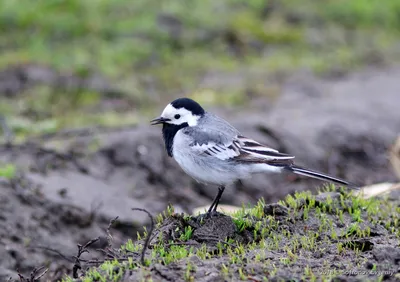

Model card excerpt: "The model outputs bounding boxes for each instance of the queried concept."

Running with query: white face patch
[161,103,200,126]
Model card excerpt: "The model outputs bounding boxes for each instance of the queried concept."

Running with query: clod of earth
[59,189,400,282]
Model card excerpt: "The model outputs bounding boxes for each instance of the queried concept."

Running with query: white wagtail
[151,98,356,214]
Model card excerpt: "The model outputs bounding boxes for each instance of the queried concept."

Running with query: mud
[1,67,400,281]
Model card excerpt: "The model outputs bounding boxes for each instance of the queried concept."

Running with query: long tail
[285,165,359,189]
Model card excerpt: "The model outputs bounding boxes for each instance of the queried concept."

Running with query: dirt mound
[61,190,400,281]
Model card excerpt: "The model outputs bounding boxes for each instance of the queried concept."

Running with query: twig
[72,237,100,278]
[30,266,48,281]
[18,266,48,282]
[132,208,155,266]
[106,216,119,248]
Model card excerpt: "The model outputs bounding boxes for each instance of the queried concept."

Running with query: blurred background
[0,0,400,280]
[1,0,400,135]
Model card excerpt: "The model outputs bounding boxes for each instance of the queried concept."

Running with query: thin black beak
[150,117,170,125]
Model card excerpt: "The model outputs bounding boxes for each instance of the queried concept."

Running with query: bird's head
[151,98,205,127]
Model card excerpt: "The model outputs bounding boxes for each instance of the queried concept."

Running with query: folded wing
[183,127,294,164]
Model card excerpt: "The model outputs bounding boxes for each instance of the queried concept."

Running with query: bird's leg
[212,186,225,212]
[207,186,225,214]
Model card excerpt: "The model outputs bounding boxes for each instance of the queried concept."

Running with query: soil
[1,66,400,281]
[119,192,400,282]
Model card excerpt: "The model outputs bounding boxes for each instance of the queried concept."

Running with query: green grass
[1,0,400,139]
[60,188,400,281]
[0,163,16,179]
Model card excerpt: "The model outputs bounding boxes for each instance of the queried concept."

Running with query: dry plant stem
[18,266,48,282]
[132,208,155,266]
[72,237,100,278]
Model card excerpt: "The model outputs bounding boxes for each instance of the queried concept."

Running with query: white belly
[173,149,237,185]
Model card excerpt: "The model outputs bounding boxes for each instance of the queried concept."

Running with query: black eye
[174,114,181,119]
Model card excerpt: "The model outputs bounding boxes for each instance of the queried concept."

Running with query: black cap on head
[171,98,205,116]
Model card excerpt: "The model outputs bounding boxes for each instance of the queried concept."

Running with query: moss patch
[61,188,400,281]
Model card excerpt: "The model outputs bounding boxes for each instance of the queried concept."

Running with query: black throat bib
[162,122,188,157]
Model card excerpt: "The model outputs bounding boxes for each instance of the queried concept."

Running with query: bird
[151,98,356,214]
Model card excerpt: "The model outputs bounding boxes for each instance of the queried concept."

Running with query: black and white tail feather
[238,136,358,188]
[285,166,356,187]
